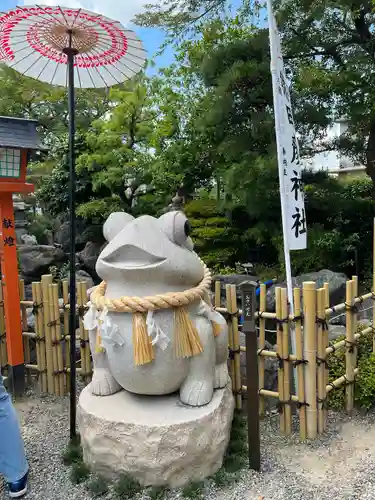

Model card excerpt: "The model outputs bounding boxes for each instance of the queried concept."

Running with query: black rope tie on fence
[34,336,45,343]
[257,348,266,357]
[296,401,309,410]
[276,317,289,330]
[316,317,329,330]
[345,339,358,353]
[293,358,308,367]
[345,302,359,313]
[32,302,42,316]
[276,353,290,369]
[62,302,68,311]
[293,314,304,324]
[47,319,60,328]
[316,356,329,368]
[80,339,90,349]
[53,369,66,376]
[228,347,241,360]
[317,397,329,409]
[327,381,336,392]
[52,338,63,346]
[0,332,6,344]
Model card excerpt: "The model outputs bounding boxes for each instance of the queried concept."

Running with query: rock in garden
[266,269,348,312]
[18,245,65,282]
[21,234,38,245]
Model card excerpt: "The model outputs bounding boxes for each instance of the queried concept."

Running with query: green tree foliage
[276,0,375,198]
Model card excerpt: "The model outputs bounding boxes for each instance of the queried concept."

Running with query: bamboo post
[78,282,91,382]
[42,275,54,394]
[53,284,65,396]
[258,284,266,416]
[345,279,355,414]
[276,287,285,433]
[281,287,292,435]
[323,282,329,428]
[62,280,70,375]
[293,287,306,441]
[81,282,91,380]
[352,276,358,373]
[225,284,236,398]
[33,282,47,393]
[48,283,59,395]
[323,283,330,309]
[214,281,221,308]
[77,282,86,379]
[303,281,317,440]
[0,282,7,370]
[230,284,242,410]
[19,279,31,385]
[317,288,327,434]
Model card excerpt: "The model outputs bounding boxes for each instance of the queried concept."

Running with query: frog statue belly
[84,211,229,407]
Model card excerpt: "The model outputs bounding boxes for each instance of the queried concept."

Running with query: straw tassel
[212,320,223,337]
[95,325,105,353]
[132,312,154,366]
[174,307,203,358]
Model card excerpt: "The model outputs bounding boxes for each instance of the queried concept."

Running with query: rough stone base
[77,384,234,488]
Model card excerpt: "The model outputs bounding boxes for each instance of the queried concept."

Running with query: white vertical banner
[268,1,307,251]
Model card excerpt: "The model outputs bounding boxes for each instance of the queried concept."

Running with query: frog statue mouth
[101,244,167,270]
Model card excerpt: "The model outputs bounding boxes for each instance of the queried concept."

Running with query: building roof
[0,116,47,151]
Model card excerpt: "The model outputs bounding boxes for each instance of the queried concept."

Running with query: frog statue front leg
[180,308,229,406]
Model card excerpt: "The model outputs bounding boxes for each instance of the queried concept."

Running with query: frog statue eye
[158,211,192,246]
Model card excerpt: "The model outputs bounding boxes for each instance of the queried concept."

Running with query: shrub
[113,473,142,499]
[70,462,90,484]
[328,326,375,410]
[86,476,110,497]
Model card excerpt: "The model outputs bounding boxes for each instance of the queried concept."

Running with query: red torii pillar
[0,149,34,395]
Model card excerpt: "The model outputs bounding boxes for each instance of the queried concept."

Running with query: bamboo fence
[215,275,375,441]
[0,275,92,395]
[0,266,374,441]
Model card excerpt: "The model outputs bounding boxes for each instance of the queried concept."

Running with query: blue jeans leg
[0,375,28,483]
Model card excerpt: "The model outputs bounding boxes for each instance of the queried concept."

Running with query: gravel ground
[2,391,375,499]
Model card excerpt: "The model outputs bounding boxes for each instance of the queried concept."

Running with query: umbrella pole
[64,39,79,441]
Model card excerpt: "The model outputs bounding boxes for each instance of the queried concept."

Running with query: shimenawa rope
[89,259,223,366]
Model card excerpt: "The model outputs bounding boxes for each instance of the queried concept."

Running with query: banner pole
[267,0,297,387]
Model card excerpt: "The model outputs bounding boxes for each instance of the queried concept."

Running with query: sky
[1,0,174,71]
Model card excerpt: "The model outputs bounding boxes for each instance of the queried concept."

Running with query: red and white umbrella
[0,4,147,440]
[0,4,146,87]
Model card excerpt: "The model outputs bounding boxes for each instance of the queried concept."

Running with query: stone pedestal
[78,384,234,488]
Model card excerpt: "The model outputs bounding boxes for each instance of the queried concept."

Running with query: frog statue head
[96,211,205,294]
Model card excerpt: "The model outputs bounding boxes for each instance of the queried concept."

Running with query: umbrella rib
[85,67,97,89]
[75,60,83,89]
[16,4,65,28]
[91,62,110,87]
[98,62,121,85]
[35,4,66,27]
[49,59,60,85]
[57,6,71,28]
[88,40,145,78]
[82,42,129,84]
[36,55,53,80]
[93,39,147,63]
[70,8,82,29]
[15,52,45,76]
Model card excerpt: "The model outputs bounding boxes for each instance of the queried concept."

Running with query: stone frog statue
[84,211,229,407]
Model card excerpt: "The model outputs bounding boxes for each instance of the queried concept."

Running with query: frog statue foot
[84,210,230,408]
